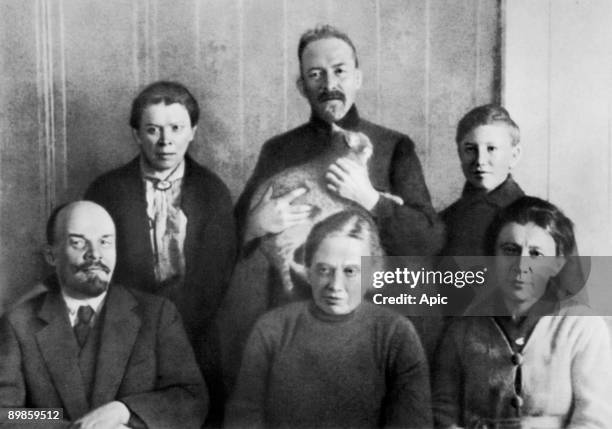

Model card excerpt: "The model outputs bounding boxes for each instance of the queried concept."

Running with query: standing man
[0,201,206,428]
[85,81,236,425]
[222,25,444,390]
[236,25,443,260]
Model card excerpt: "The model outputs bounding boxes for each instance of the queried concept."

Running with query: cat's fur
[249,124,373,301]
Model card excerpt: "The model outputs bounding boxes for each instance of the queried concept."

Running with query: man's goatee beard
[79,275,110,297]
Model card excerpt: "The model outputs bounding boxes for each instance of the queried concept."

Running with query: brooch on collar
[154,180,173,191]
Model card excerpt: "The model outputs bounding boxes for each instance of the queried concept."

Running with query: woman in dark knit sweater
[225,209,432,428]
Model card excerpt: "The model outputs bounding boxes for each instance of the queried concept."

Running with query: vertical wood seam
[546,0,552,199]
[144,0,152,83]
[58,0,68,197]
[375,0,381,124]
[36,0,57,216]
[238,0,245,174]
[144,0,149,82]
[495,0,502,104]
[608,5,612,249]
[35,0,44,217]
[151,0,159,80]
[283,0,288,130]
[424,0,431,171]
[499,0,506,104]
[132,1,139,87]
[44,0,54,212]
[475,0,481,104]
[609,75,612,249]
[194,0,200,69]
[46,0,55,209]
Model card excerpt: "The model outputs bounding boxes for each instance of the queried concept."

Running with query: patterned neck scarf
[140,157,187,294]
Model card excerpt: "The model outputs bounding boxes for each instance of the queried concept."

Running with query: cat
[249,123,374,302]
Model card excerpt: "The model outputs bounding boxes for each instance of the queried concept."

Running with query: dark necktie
[74,305,94,348]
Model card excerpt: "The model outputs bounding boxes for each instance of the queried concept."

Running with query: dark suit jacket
[84,156,237,341]
[0,282,207,429]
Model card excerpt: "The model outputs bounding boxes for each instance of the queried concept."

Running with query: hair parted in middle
[129,80,200,130]
[304,208,383,267]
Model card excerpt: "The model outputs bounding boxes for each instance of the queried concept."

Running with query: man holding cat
[220,24,444,394]
[236,24,443,258]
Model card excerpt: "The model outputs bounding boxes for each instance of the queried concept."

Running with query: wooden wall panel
[379,0,427,152]
[193,0,243,195]
[242,0,286,185]
[62,0,138,199]
[0,0,46,311]
[0,0,501,311]
[156,0,200,85]
[428,0,500,209]
[474,0,500,104]
[505,0,612,256]
[548,0,612,256]
[503,0,550,199]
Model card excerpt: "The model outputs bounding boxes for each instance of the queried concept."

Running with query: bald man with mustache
[0,201,206,428]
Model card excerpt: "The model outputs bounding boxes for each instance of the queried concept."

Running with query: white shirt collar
[61,290,107,327]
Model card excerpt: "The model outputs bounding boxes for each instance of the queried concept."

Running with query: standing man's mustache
[78,261,111,274]
[318,90,346,103]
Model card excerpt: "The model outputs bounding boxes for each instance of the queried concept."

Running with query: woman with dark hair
[433,196,612,428]
[225,209,432,428]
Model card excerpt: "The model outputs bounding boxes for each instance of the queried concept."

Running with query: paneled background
[504,0,612,258]
[1,0,611,317]
[503,0,612,335]
[0,0,501,311]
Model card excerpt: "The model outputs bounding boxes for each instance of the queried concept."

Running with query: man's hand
[244,185,312,242]
[71,401,130,429]
[326,157,380,210]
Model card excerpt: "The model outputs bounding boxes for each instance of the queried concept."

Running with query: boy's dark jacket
[440,175,524,256]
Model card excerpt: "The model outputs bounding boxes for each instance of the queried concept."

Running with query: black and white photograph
[1,0,611,428]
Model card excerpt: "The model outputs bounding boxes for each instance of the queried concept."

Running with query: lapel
[181,156,201,222]
[121,158,152,251]
[119,158,157,285]
[181,156,206,262]
[35,290,90,420]
[90,284,141,407]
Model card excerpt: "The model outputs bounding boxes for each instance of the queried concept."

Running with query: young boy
[434,104,587,330]
[85,81,236,424]
[440,104,524,256]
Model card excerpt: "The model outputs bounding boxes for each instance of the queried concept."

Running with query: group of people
[0,24,610,429]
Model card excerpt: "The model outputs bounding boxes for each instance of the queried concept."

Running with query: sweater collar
[461,175,523,207]
[308,104,361,132]
[307,300,360,323]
